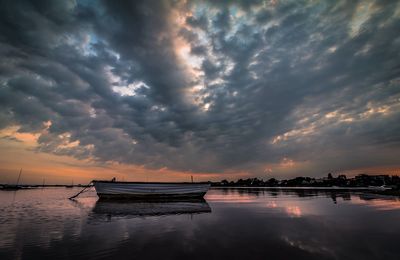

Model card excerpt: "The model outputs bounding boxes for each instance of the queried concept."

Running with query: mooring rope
[68,181,93,200]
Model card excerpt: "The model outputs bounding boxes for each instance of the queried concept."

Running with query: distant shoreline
[1,184,399,196]
[0,185,391,190]
[211,186,400,196]
[0,184,91,189]
[212,186,387,190]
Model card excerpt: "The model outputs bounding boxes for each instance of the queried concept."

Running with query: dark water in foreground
[1,188,400,259]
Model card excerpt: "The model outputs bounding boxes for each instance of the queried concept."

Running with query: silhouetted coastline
[0,184,91,190]
[2,173,400,196]
[211,173,400,196]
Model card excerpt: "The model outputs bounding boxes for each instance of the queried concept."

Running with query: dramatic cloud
[0,0,399,178]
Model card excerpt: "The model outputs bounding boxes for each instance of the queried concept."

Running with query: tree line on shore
[212,173,400,188]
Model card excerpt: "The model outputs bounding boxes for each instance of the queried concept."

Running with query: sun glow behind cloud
[0,125,251,184]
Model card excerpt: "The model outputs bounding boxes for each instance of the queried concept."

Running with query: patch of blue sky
[81,33,99,56]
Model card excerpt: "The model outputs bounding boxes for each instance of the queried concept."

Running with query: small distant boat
[92,180,210,199]
[0,184,23,190]
[65,180,74,188]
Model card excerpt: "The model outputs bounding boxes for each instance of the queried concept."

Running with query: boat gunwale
[92,180,211,185]
[96,192,208,199]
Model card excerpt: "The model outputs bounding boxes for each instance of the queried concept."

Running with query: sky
[0,0,400,184]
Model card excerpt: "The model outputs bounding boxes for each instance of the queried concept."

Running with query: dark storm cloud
[0,0,399,176]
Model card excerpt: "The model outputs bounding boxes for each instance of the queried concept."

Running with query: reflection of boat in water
[92,180,210,199]
[90,199,211,219]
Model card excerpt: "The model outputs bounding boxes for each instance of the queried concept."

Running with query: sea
[1,187,400,259]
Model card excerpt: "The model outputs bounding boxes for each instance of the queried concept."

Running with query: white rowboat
[92,180,210,199]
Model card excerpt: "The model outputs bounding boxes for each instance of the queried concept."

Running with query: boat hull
[93,181,210,200]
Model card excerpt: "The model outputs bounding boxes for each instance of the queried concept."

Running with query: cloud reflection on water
[1,188,400,259]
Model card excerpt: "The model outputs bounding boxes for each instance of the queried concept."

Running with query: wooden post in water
[191,175,193,183]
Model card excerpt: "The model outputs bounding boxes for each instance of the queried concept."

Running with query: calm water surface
[1,188,400,259]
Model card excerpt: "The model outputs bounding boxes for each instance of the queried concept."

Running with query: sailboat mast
[16,168,22,186]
